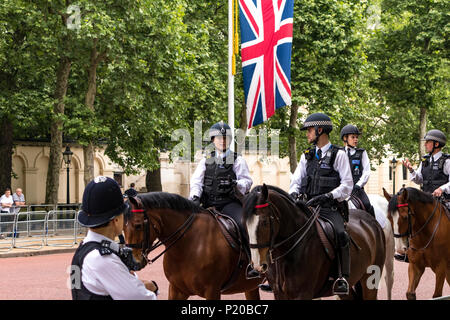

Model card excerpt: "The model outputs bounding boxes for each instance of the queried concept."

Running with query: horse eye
[135,224,143,230]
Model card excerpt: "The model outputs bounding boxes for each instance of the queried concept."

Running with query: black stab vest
[299,145,342,198]
[202,151,238,207]
[70,242,114,300]
[421,153,450,199]
[347,148,364,185]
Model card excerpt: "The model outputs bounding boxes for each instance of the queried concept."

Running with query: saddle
[206,207,249,292]
[349,194,366,211]
[207,207,243,252]
[315,217,336,260]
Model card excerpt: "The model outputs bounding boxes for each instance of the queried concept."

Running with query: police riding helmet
[78,176,128,228]
[301,113,333,144]
[340,124,361,141]
[423,129,446,148]
[209,121,232,141]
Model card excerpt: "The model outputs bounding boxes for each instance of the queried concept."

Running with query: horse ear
[400,187,408,200]
[262,183,269,201]
[382,188,392,201]
[128,196,138,207]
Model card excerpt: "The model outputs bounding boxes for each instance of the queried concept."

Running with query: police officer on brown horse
[403,129,450,205]
[340,124,376,218]
[189,121,255,274]
[289,112,353,295]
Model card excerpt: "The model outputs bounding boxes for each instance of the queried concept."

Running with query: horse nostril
[261,263,268,273]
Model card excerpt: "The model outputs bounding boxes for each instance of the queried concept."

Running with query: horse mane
[138,192,201,215]
[387,187,434,215]
[243,185,311,221]
[404,187,434,204]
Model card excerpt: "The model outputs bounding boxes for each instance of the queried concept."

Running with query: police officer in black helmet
[340,124,376,218]
[70,176,158,300]
[189,121,255,276]
[289,113,353,295]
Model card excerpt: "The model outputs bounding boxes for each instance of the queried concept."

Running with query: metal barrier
[46,210,78,247]
[0,213,16,252]
[13,211,47,250]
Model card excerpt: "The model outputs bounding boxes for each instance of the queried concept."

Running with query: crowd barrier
[0,208,86,252]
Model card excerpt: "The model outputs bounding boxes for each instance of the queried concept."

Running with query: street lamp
[391,156,398,195]
[63,146,73,204]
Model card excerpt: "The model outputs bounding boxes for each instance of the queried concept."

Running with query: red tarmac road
[0,247,448,300]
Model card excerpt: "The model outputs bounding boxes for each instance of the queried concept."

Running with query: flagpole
[228,0,235,150]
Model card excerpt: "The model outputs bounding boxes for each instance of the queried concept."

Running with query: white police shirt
[189,150,253,199]
[81,230,157,300]
[345,146,371,188]
[409,151,450,193]
[289,142,353,201]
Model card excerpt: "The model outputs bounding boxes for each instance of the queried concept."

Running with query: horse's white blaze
[246,216,261,268]
[392,210,408,251]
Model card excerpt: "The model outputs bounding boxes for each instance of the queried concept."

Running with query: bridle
[393,199,442,251]
[249,197,320,264]
[125,198,197,265]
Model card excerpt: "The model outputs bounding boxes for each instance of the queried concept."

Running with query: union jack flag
[239,0,294,129]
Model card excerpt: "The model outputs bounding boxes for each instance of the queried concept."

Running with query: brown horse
[122,192,264,300]
[243,184,386,300]
[384,187,450,300]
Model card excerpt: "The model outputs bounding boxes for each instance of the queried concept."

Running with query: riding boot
[333,242,350,295]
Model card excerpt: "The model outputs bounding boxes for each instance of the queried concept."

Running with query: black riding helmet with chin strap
[423,129,446,154]
[340,124,361,148]
[301,113,333,145]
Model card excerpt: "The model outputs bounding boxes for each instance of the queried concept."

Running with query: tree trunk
[288,104,299,173]
[83,39,106,186]
[419,107,427,157]
[0,116,13,192]
[45,56,71,204]
[146,166,162,192]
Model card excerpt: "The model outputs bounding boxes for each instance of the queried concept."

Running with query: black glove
[290,192,299,202]
[352,185,362,194]
[306,193,333,207]
[191,196,201,206]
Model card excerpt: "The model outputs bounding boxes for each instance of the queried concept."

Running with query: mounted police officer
[189,121,254,274]
[70,176,158,300]
[340,124,375,218]
[289,112,353,295]
[403,129,450,202]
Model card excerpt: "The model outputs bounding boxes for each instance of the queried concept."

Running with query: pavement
[0,235,80,258]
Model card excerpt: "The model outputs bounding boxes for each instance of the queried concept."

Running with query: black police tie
[317,148,322,160]
[347,148,351,157]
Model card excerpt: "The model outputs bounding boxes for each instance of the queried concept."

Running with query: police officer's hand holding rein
[70,176,158,300]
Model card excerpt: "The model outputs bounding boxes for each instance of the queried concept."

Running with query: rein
[126,204,197,265]
[394,200,442,251]
[250,200,320,263]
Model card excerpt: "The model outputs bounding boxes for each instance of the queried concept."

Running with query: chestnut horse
[384,187,450,300]
[243,184,386,300]
[123,192,263,300]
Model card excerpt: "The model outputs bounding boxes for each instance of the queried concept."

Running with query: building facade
[10,141,416,205]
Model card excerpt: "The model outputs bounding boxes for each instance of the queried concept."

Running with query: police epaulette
[99,240,113,256]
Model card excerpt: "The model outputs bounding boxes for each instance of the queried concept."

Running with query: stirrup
[245,264,262,279]
[332,277,349,295]
[258,284,273,293]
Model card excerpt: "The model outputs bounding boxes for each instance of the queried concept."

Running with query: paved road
[0,247,448,300]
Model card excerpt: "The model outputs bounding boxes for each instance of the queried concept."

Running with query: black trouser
[319,206,350,279]
[353,188,375,217]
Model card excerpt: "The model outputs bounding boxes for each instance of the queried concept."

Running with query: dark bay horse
[384,187,450,300]
[123,192,263,300]
[243,184,386,300]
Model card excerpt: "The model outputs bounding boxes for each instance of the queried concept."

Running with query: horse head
[243,184,278,274]
[123,195,160,269]
[386,187,415,253]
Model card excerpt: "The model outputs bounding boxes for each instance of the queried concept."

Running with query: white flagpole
[228,0,235,150]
